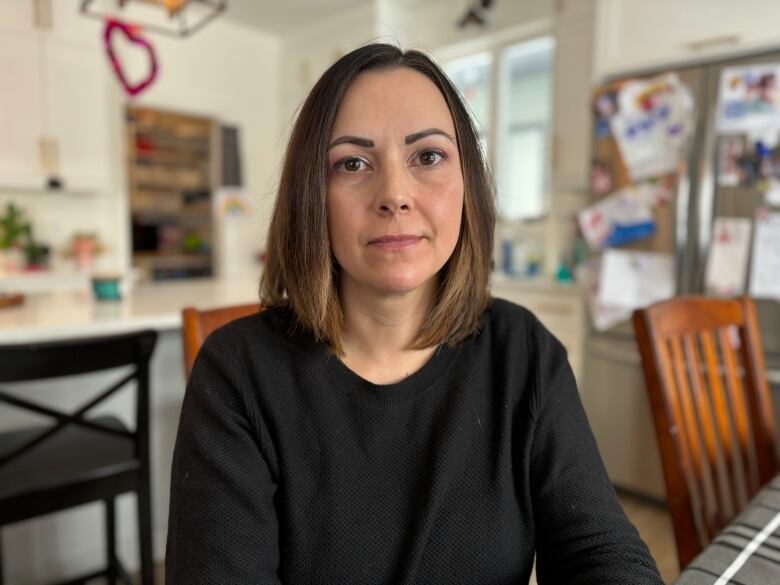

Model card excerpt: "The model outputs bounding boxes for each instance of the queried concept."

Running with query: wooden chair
[181,303,262,380]
[0,330,157,584]
[633,296,779,569]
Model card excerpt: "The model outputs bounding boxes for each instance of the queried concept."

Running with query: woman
[166,44,663,584]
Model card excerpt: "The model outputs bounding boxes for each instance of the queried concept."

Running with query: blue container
[92,277,121,301]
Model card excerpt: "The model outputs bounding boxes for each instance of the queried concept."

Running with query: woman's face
[326,67,464,299]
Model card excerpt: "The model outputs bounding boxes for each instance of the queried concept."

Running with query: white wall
[376,0,553,53]
[278,2,377,139]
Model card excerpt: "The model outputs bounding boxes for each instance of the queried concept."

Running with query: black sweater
[166,299,663,584]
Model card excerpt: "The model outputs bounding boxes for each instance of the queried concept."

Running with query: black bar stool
[0,330,157,584]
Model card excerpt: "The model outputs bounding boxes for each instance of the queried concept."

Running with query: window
[444,37,555,221]
[445,52,492,156]
[499,38,554,220]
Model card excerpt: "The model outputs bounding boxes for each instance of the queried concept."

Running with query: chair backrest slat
[717,326,759,495]
[633,296,778,570]
[684,332,732,532]
[700,329,743,516]
[669,334,720,543]
[739,299,777,485]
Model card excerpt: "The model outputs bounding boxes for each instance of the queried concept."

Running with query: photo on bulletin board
[717,129,780,190]
[717,64,780,133]
[717,134,746,187]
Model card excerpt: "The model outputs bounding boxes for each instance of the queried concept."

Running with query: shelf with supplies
[126,106,216,282]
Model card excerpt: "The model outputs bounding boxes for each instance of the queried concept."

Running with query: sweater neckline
[321,341,461,407]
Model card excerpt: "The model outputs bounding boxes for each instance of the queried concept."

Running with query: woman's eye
[417,150,444,166]
[340,157,365,172]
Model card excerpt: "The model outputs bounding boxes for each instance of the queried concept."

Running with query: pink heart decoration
[103,19,159,97]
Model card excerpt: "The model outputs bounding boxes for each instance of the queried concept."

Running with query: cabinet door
[595,0,780,78]
[42,38,112,192]
[49,0,105,46]
[0,0,37,33]
[0,31,44,189]
[551,0,594,193]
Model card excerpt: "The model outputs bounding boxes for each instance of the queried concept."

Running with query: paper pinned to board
[717,64,780,133]
[766,179,780,207]
[749,211,780,300]
[610,73,694,180]
[577,184,669,250]
[576,258,632,331]
[704,217,752,297]
[599,249,676,310]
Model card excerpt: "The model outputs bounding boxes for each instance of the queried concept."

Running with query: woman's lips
[368,234,423,251]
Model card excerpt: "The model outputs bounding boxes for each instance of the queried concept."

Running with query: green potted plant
[0,203,31,273]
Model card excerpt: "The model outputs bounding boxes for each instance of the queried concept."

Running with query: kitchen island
[0,277,263,344]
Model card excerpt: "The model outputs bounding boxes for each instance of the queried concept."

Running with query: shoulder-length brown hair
[260,43,495,355]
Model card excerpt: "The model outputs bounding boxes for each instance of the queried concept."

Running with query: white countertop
[0,277,262,344]
[490,273,581,297]
[0,273,581,344]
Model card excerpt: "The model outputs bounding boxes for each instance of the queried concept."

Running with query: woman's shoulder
[485,297,546,340]
[203,305,316,360]
[484,296,567,365]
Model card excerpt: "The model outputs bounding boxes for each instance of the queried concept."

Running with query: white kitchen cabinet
[0,0,38,33]
[595,0,780,79]
[551,0,595,193]
[0,6,111,193]
[0,0,100,42]
[49,0,105,46]
[0,31,44,190]
[491,276,585,385]
[41,37,112,192]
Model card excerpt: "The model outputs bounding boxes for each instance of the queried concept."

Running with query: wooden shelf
[127,105,216,282]
[133,253,212,269]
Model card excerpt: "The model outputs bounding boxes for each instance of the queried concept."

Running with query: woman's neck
[338,278,438,384]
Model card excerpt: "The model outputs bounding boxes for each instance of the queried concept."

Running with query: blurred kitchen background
[2,1,780,583]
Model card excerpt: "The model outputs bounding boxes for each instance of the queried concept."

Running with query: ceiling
[221,0,369,35]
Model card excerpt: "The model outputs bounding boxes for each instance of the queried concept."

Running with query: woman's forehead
[331,67,456,138]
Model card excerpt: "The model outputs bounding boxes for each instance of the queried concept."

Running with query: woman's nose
[374,164,412,215]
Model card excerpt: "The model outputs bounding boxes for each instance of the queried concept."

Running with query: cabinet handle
[38,136,49,173]
[33,0,52,30]
[685,34,740,52]
[43,0,52,30]
[50,138,60,174]
[32,0,41,28]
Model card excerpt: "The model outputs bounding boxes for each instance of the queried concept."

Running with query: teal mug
[91,276,122,301]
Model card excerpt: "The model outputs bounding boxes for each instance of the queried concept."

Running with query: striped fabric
[675,476,780,584]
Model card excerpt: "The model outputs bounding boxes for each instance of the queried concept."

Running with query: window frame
[438,31,556,223]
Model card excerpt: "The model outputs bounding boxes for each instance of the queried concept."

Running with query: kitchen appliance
[584,48,780,500]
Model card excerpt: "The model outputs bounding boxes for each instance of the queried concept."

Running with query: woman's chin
[370,273,438,297]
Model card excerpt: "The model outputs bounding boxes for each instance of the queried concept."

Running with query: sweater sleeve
[529,329,663,584]
[165,330,282,585]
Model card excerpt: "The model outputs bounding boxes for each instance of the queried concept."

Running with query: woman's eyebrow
[329,136,374,149]
[329,128,455,150]
[405,128,455,144]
